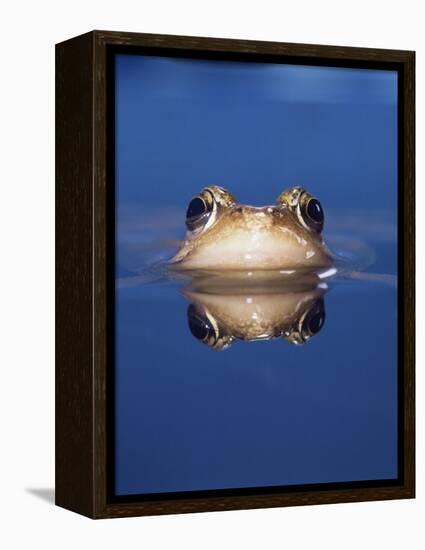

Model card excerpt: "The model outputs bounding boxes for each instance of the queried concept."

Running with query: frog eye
[283,297,325,345]
[187,304,234,350]
[186,196,213,231]
[276,187,324,234]
[185,186,237,233]
[301,298,326,340]
[187,304,216,343]
[299,196,324,233]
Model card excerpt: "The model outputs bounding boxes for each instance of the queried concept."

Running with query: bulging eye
[302,298,325,338]
[184,186,237,234]
[187,304,234,350]
[300,195,324,233]
[186,196,213,231]
[306,198,324,225]
[275,187,324,234]
[187,304,217,346]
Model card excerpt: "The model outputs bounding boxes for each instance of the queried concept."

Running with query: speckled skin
[171,186,333,271]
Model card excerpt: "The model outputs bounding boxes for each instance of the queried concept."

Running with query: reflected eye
[300,196,324,233]
[302,298,326,338]
[283,296,326,346]
[186,304,234,350]
[307,310,325,334]
[186,197,212,231]
[187,304,217,345]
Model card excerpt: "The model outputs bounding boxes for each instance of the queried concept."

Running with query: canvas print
[113,53,398,498]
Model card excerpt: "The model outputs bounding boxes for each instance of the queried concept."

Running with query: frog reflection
[183,281,327,350]
[171,186,333,271]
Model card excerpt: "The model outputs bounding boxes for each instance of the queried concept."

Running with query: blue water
[115,54,398,496]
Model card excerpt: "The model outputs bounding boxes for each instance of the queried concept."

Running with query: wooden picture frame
[56,30,415,519]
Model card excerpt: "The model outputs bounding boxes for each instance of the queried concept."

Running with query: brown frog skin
[170,186,333,271]
[183,280,327,350]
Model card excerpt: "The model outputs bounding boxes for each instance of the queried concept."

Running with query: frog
[170,185,333,271]
[183,278,327,350]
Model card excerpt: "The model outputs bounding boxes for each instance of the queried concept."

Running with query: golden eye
[301,298,326,339]
[302,197,324,229]
[298,194,324,233]
[185,186,238,232]
[187,304,234,350]
[185,196,212,231]
[283,297,326,345]
[187,304,218,346]
[276,187,325,234]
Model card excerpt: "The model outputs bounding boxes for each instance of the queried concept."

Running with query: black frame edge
[55,31,96,518]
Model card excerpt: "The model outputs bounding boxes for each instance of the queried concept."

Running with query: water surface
[114,54,398,496]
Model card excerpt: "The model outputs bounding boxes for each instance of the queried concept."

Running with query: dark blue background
[115,54,398,495]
